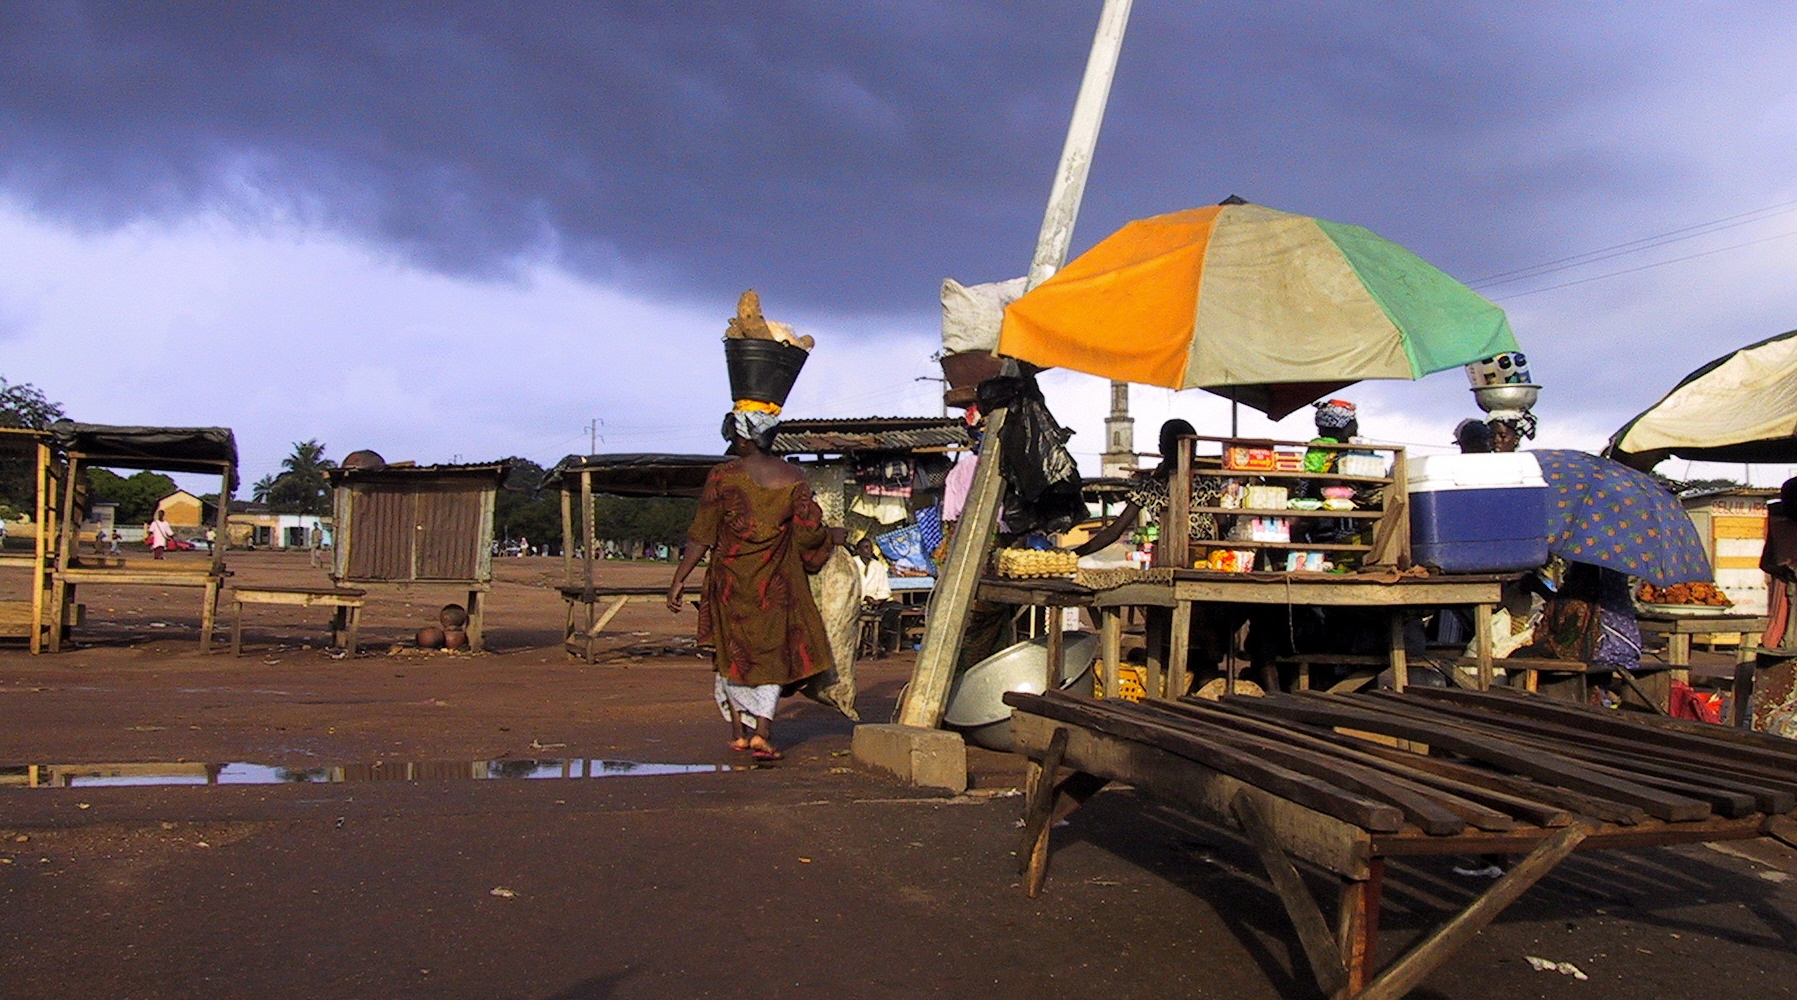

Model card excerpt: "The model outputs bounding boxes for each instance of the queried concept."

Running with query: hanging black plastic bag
[976,374,1086,535]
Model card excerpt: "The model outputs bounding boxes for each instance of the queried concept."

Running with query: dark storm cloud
[0,2,1721,316]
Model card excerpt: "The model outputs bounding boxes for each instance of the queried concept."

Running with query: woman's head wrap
[1314,399,1357,431]
[1488,411,1538,440]
[722,409,780,449]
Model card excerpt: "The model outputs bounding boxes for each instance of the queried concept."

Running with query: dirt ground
[0,551,1793,999]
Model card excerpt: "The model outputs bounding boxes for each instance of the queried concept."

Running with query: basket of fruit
[1637,582,1734,616]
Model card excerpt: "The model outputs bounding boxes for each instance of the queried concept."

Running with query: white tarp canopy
[1606,328,1797,470]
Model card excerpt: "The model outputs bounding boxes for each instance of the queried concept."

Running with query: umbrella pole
[897,0,1134,729]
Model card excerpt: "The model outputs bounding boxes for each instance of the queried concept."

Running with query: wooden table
[560,585,672,663]
[49,568,225,654]
[979,572,1516,701]
[229,586,367,656]
[1636,612,1768,726]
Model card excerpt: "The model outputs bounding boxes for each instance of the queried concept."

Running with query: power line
[1487,228,1797,301]
[1468,197,1797,289]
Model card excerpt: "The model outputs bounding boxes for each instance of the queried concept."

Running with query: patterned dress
[688,461,835,689]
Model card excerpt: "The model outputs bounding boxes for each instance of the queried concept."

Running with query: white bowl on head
[1472,383,1540,413]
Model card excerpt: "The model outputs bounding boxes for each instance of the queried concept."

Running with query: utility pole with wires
[585,418,604,456]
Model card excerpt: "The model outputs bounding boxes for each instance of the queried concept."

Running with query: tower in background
[1100,379,1136,477]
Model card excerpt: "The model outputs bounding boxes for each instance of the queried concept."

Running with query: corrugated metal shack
[327,460,510,651]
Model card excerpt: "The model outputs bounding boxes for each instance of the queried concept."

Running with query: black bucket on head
[724,338,809,406]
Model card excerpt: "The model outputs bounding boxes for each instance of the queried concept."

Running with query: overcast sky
[2,2,1794,489]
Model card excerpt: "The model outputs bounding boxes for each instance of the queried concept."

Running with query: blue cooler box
[1407,453,1549,573]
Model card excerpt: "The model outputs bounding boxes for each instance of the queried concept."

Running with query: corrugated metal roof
[771,416,969,455]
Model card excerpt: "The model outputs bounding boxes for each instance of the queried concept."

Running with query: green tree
[0,377,65,516]
[494,458,563,551]
[0,378,64,430]
[87,468,179,524]
[259,440,334,514]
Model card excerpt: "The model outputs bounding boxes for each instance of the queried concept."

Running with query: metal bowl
[1471,383,1540,413]
[943,632,1100,729]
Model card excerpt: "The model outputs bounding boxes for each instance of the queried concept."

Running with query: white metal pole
[898,0,1134,729]
[1026,0,1134,291]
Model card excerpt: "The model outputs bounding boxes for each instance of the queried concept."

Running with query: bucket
[724,338,810,406]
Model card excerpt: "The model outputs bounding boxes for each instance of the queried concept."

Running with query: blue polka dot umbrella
[1533,450,1711,585]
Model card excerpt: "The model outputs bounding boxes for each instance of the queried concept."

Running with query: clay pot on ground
[416,626,446,649]
[443,629,468,651]
[439,604,469,629]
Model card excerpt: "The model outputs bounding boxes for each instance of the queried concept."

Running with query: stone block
[851,723,968,793]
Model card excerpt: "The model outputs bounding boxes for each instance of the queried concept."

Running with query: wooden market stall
[327,460,509,652]
[0,428,65,653]
[546,453,724,662]
[43,424,235,653]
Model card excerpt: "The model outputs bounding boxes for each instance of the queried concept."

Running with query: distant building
[153,489,204,527]
[222,500,331,550]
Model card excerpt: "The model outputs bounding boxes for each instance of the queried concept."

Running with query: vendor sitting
[1304,399,1360,472]
[853,537,891,603]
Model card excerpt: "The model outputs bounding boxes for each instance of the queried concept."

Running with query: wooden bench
[230,586,367,657]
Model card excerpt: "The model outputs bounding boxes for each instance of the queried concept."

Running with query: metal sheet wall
[346,488,414,581]
[415,485,481,580]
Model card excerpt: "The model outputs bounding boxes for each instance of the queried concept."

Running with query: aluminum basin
[943,632,1100,728]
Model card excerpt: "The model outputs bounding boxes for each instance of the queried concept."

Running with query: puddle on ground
[0,758,737,788]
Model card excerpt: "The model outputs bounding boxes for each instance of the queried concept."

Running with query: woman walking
[667,411,834,760]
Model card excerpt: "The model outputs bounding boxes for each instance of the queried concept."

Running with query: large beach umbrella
[998,200,1520,418]
[1534,450,1712,585]
[1605,328,1797,471]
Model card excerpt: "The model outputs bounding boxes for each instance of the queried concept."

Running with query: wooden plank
[1010,711,1372,878]
[1131,703,1467,835]
[898,405,1010,728]
[579,470,596,597]
[1163,434,1190,570]
[1388,612,1408,693]
[1009,693,1405,832]
[1231,790,1346,997]
[1396,701,1797,811]
[1158,699,1569,828]
[1401,690,1797,784]
[1172,576,1505,607]
[29,441,48,654]
[1223,694,1711,822]
[1402,687,1797,769]
[1356,823,1591,1000]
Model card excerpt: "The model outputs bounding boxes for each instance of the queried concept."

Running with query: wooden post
[29,442,48,654]
[1338,861,1384,996]
[1388,611,1408,692]
[1160,435,1191,569]
[559,485,574,585]
[49,456,80,652]
[1168,599,1192,699]
[1474,602,1494,691]
[209,464,231,578]
[1045,604,1065,692]
[1099,608,1121,699]
[579,470,596,597]
[467,588,485,653]
[1233,791,1345,997]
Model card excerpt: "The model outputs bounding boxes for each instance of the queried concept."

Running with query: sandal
[750,747,784,762]
[728,739,752,753]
